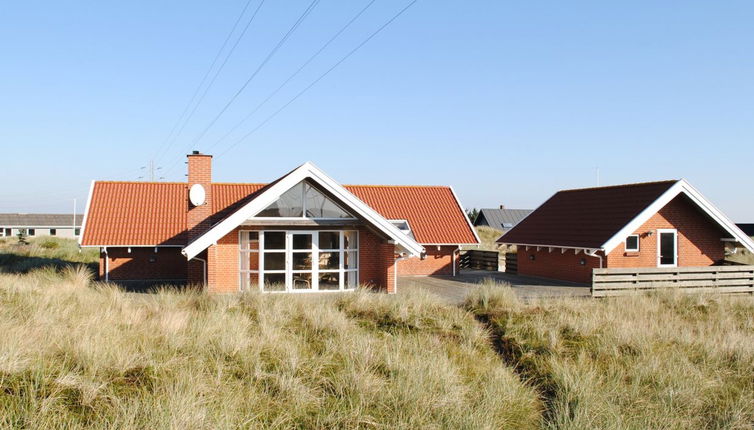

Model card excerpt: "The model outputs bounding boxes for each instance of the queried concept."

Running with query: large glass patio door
[241,230,358,292]
[290,232,315,290]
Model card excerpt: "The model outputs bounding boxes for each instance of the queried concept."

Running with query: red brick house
[79,152,479,293]
[497,180,754,284]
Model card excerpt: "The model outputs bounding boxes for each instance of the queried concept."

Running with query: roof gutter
[585,249,604,268]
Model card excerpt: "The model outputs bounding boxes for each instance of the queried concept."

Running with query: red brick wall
[100,247,187,281]
[606,195,725,267]
[207,227,241,293]
[397,246,458,276]
[516,247,601,284]
[358,227,394,291]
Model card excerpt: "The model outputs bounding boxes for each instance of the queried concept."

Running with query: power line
[204,0,377,153]
[152,0,266,164]
[216,0,418,158]
[186,0,320,149]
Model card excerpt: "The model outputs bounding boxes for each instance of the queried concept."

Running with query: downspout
[452,247,460,277]
[193,256,208,286]
[102,247,109,282]
[393,252,409,295]
[585,249,604,268]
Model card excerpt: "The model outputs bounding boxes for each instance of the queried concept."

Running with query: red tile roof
[82,181,478,247]
[82,182,188,246]
[498,180,678,249]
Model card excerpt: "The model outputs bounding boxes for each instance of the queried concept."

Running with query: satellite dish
[189,184,206,206]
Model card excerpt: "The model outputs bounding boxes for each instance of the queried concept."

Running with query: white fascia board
[449,186,482,244]
[601,179,754,254]
[182,162,424,259]
[77,180,96,246]
[498,242,601,251]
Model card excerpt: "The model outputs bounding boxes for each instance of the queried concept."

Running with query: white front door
[657,229,678,267]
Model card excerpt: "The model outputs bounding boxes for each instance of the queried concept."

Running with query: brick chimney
[499,204,505,209]
[187,151,213,242]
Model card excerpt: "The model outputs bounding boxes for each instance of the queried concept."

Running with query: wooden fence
[592,265,754,297]
[505,252,517,274]
[459,250,499,271]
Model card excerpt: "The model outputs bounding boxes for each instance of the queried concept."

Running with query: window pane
[241,272,259,291]
[292,273,312,290]
[304,183,352,218]
[292,234,312,250]
[344,251,358,269]
[346,270,358,289]
[241,232,259,250]
[264,253,285,270]
[319,272,340,290]
[50,229,56,236]
[626,235,639,251]
[319,232,340,250]
[292,252,312,270]
[257,182,304,217]
[248,252,259,271]
[344,231,357,249]
[319,252,339,270]
[264,232,285,250]
[263,273,286,292]
[660,233,675,265]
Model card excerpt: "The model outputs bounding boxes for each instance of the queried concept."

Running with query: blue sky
[1,1,752,220]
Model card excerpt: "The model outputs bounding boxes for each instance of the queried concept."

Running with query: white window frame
[254,181,357,221]
[656,229,678,267]
[239,230,358,293]
[624,234,639,252]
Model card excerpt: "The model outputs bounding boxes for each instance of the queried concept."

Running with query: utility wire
[216,0,418,158]
[186,0,320,149]
[152,0,265,164]
[204,0,377,153]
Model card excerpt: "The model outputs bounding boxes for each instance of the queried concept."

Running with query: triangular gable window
[257,181,354,219]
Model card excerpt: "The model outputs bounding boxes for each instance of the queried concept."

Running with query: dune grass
[0,268,541,429]
[464,283,754,429]
[0,236,98,274]
[1,240,752,428]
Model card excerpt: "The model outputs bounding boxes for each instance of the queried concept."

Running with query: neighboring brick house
[497,180,754,284]
[0,214,83,239]
[79,152,479,293]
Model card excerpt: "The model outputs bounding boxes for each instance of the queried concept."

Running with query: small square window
[625,235,639,252]
[74,228,81,236]
[28,229,35,236]
[50,229,56,236]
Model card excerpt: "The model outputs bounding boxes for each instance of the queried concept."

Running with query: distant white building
[0,214,83,239]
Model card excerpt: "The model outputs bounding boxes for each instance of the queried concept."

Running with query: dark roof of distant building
[0,213,83,227]
[736,223,754,236]
[474,208,532,231]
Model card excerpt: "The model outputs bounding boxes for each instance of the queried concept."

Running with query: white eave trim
[77,180,95,246]
[182,162,425,259]
[499,242,602,252]
[601,179,754,254]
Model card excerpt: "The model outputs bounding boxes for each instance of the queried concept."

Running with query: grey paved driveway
[398,270,590,304]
